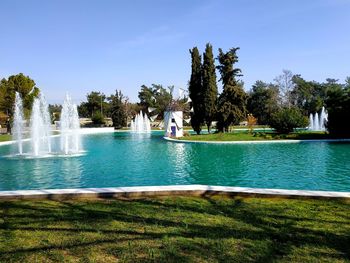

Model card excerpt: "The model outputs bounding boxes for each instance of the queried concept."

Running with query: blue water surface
[0,131,349,191]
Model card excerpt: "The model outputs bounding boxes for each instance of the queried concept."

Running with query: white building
[164,111,183,137]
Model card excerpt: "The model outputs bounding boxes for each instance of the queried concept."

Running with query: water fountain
[12,92,82,157]
[30,94,52,156]
[130,111,151,133]
[309,106,328,131]
[13,92,24,155]
[60,94,81,154]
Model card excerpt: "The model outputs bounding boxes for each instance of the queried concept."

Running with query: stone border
[164,136,350,144]
[0,185,349,200]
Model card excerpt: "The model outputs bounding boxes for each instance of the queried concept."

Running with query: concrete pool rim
[164,136,350,144]
[0,185,349,200]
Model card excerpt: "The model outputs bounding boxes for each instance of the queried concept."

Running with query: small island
[179,130,342,142]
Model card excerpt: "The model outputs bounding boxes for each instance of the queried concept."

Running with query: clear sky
[1,0,349,104]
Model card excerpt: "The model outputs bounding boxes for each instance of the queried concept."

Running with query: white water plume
[130,111,151,133]
[13,92,24,155]
[60,94,81,154]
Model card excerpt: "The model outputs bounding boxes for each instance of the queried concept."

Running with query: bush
[270,107,308,134]
[91,112,105,125]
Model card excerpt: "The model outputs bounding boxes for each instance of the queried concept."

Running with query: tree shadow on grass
[0,196,349,262]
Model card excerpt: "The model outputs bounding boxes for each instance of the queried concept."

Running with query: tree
[274,69,295,107]
[270,107,308,134]
[291,75,326,115]
[325,82,350,136]
[109,90,127,129]
[138,84,172,119]
[188,47,204,134]
[216,47,247,132]
[78,91,109,118]
[78,102,90,118]
[247,81,279,125]
[91,111,105,125]
[202,43,218,133]
[0,73,40,119]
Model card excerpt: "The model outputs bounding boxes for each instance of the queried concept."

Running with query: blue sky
[1,0,349,103]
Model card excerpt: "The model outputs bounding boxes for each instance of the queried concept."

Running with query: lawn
[0,134,11,142]
[180,131,338,141]
[0,196,349,262]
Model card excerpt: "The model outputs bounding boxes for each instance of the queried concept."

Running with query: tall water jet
[309,106,328,131]
[60,94,81,154]
[313,112,319,131]
[40,94,52,153]
[319,106,328,131]
[30,94,52,156]
[130,111,151,133]
[30,98,44,156]
[13,92,24,155]
[309,113,314,131]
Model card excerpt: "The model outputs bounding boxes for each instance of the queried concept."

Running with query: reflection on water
[0,132,350,191]
[59,157,83,188]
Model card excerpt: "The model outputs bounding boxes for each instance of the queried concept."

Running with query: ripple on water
[0,133,349,192]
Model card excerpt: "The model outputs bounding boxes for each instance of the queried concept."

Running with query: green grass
[180,131,339,141]
[0,134,11,142]
[0,196,349,262]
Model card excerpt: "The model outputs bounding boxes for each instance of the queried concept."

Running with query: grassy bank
[0,196,349,262]
[0,134,11,142]
[180,131,338,142]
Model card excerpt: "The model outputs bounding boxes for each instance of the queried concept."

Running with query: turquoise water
[0,131,350,192]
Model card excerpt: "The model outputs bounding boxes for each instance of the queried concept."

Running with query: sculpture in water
[12,92,82,157]
[130,111,151,133]
[309,107,328,131]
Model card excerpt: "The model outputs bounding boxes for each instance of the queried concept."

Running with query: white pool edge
[0,185,349,199]
[164,136,350,144]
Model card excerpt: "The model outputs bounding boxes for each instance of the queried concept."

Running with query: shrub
[91,112,105,125]
[270,107,308,134]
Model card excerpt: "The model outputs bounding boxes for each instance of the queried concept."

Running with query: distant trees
[138,84,172,118]
[202,43,218,133]
[270,107,308,134]
[77,90,130,128]
[216,48,247,132]
[0,73,40,119]
[290,75,325,115]
[325,82,350,135]
[78,91,110,119]
[247,81,279,125]
[109,90,127,128]
[274,69,295,107]
[189,47,204,134]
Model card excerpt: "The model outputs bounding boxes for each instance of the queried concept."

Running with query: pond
[0,131,349,192]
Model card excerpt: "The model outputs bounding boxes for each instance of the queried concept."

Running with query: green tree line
[189,44,350,135]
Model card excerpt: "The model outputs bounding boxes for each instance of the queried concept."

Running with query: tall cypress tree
[189,47,204,134]
[216,47,247,132]
[202,43,218,133]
